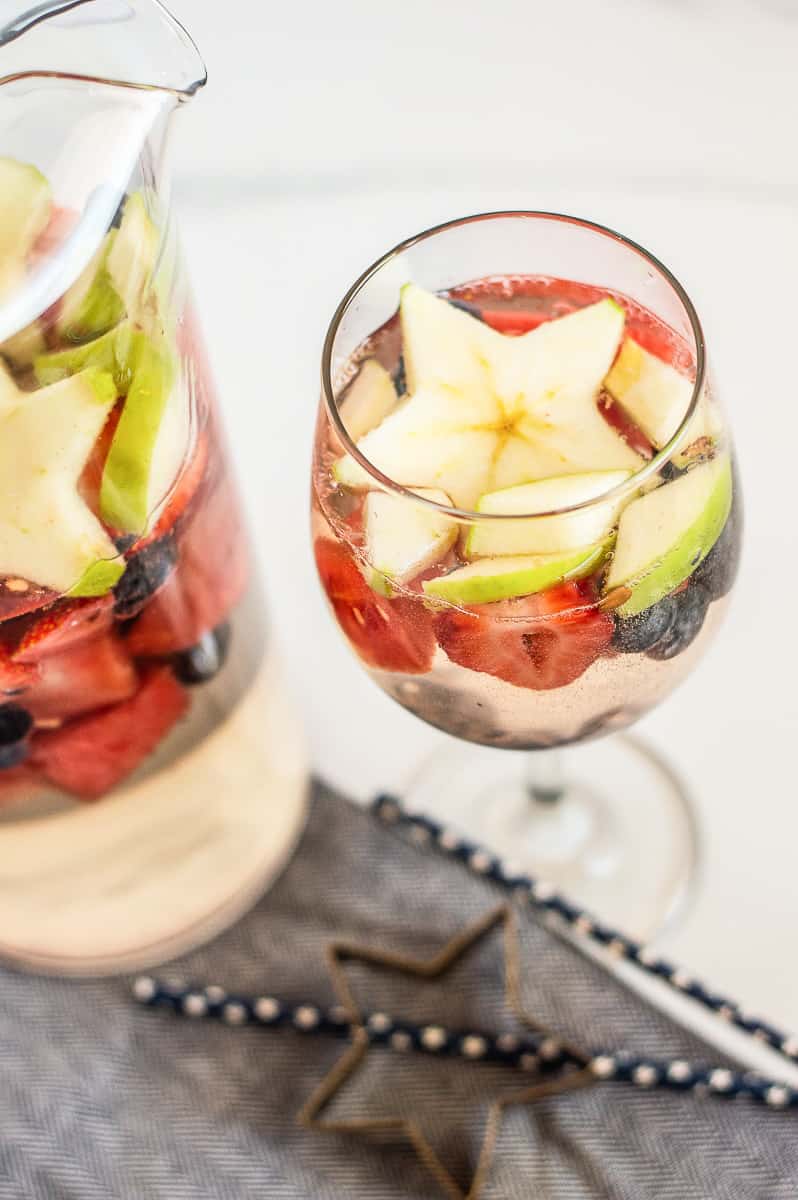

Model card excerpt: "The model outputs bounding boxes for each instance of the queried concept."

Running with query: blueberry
[612,595,677,654]
[693,499,742,602]
[0,703,32,769]
[114,536,178,619]
[647,587,709,661]
[392,355,406,396]
[172,623,231,685]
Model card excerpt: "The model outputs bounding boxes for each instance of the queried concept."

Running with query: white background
[162,0,798,1026]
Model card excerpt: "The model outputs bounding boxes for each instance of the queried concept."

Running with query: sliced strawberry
[434,580,613,691]
[79,400,123,516]
[478,309,551,336]
[314,537,435,675]
[0,644,38,697]
[33,666,187,800]
[125,471,249,657]
[12,596,114,664]
[0,578,58,623]
[25,634,138,721]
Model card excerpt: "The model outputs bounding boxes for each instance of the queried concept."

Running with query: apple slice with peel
[364,487,457,593]
[605,338,722,467]
[466,470,632,558]
[0,158,52,275]
[604,453,733,615]
[333,288,641,509]
[0,367,124,594]
[339,358,397,441]
[57,192,158,343]
[423,543,607,605]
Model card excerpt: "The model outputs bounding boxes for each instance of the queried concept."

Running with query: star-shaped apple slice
[0,367,124,595]
[334,285,643,509]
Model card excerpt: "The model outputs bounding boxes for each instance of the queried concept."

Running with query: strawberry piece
[79,400,123,516]
[0,578,58,623]
[125,471,250,657]
[434,581,613,691]
[12,596,114,664]
[314,537,435,675]
[478,309,551,336]
[0,644,37,697]
[26,634,138,721]
[33,666,187,800]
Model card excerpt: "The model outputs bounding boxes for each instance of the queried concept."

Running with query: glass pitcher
[0,0,308,974]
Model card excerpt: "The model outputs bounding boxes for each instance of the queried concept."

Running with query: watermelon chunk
[33,666,188,800]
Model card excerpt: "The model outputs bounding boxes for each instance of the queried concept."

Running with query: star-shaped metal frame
[298,903,600,1200]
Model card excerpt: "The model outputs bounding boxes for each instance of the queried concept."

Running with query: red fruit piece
[26,634,138,721]
[434,581,613,692]
[79,400,123,516]
[125,471,249,657]
[0,577,58,623]
[13,596,114,664]
[0,644,37,697]
[33,666,188,800]
[478,309,551,336]
[314,537,435,675]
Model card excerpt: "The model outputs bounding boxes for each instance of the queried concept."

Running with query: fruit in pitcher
[423,544,607,606]
[434,581,613,691]
[315,537,435,674]
[125,475,249,656]
[0,158,52,298]
[112,536,178,618]
[604,338,722,467]
[603,454,732,616]
[33,665,187,800]
[0,367,124,594]
[12,596,114,663]
[26,633,138,721]
[465,470,631,558]
[0,704,33,769]
[56,191,157,344]
[334,288,642,508]
[364,487,457,593]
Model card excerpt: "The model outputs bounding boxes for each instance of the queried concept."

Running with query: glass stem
[525,748,566,806]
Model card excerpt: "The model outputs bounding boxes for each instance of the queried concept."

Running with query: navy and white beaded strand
[372,794,798,1074]
[131,975,796,1110]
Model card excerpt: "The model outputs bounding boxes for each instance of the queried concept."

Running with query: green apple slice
[339,358,397,441]
[56,192,158,344]
[0,367,123,593]
[364,487,457,592]
[466,470,632,558]
[423,543,607,605]
[34,323,128,389]
[100,332,176,534]
[0,158,52,269]
[334,289,642,512]
[333,390,499,509]
[605,338,722,467]
[604,453,732,615]
[106,192,158,318]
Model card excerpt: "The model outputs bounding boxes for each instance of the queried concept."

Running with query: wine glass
[311,212,741,938]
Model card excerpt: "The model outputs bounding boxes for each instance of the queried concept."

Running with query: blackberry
[647,586,709,661]
[114,536,178,619]
[612,595,677,654]
[0,704,32,769]
[172,622,231,685]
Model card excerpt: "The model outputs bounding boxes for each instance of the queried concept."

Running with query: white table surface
[163,0,798,1030]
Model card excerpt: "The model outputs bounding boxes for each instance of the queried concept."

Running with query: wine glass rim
[320,210,707,522]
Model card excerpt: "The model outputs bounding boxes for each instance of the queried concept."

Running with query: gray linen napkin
[0,783,795,1199]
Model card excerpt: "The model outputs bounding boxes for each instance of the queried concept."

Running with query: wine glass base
[403,734,700,942]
